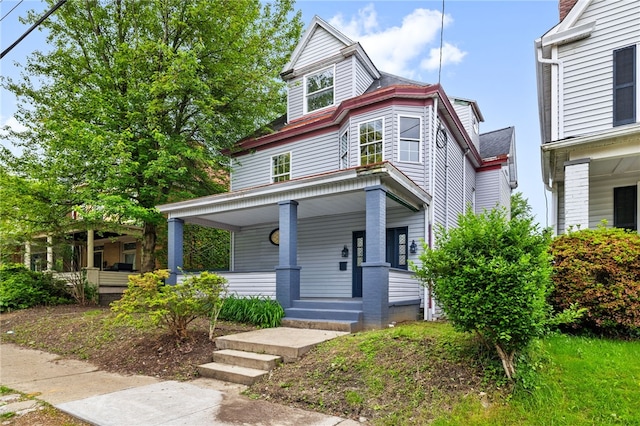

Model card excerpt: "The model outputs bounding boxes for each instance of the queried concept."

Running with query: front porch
[159,163,432,330]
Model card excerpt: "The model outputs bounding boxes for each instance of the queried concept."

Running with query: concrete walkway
[0,342,360,425]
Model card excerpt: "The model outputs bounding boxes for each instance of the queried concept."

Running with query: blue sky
[1,0,560,225]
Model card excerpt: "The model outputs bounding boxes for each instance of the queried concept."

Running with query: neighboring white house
[536,0,640,235]
[158,16,518,330]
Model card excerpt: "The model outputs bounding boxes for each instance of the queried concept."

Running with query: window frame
[397,115,422,163]
[339,129,349,169]
[358,117,385,166]
[386,227,409,270]
[613,185,638,231]
[304,65,335,114]
[271,152,292,183]
[122,241,137,267]
[613,45,636,127]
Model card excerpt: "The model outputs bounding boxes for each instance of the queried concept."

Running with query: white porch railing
[178,271,277,299]
[389,269,422,303]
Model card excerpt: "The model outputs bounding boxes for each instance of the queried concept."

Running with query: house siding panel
[287,77,305,122]
[355,58,375,95]
[559,0,640,137]
[393,105,428,188]
[557,182,566,235]
[295,27,347,70]
[335,59,353,105]
[564,162,590,229]
[433,124,466,229]
[475,168,501,213]
[589,174,640,229]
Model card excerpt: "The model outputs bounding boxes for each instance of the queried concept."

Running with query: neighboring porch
[542,130,640,234]
[159,163,432,330]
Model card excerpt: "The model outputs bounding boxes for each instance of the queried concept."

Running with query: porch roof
[157,162,431,232]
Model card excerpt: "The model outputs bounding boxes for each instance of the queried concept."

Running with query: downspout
[462,148,470,213]
[536,41,564,142]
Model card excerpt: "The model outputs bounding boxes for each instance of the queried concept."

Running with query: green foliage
[1,0,302,272]
[549,226,640,337]
[156,224,230,271]
[219,294,284,328]
[110,270,228,340]
[412,198,552,379]
[0,263,72,312]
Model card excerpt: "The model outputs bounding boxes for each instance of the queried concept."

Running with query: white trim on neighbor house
[357,116,385,166]
[397,114,423,164]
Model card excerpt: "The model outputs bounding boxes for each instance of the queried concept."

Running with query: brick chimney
[559,0,579,21]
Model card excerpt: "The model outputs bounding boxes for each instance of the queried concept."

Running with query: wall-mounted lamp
[409,240,418,254]
[341,245,349,258]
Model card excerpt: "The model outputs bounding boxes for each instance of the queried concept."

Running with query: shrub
[219,294,284,328]
[0,263,72,312]
[549,226,640,336]
[110,270,228,340]
[412,199,552,380]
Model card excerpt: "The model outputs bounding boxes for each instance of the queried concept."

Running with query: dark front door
[352,231,365,297]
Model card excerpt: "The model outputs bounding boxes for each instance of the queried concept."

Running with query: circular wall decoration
[269,228,280,246]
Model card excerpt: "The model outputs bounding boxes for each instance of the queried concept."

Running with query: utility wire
[438,0,445,85]
[0,0,23,22]
[1,0,67,60]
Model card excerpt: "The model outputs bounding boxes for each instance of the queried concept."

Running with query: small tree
[412,199,552,379]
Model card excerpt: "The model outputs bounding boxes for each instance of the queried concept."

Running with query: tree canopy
[1,0,302,271]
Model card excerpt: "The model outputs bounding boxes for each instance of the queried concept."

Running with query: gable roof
[365,72,429,94]
[479,126,514,159]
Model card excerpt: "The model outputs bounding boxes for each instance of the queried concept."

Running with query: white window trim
[339,128,349,169]
[397,114,422,164]
[358,117,385,166]
[122,241,137,267]
[271,151,292,183]
[303,64,335,115]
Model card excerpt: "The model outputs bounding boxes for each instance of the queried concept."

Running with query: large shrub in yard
[0,263,72,312]
[412,196,552,379]
[550,226,640,336]
[111,270,228,340]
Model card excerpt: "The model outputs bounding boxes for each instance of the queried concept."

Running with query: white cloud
[420,42,468,72]
[329,4,464,79]
[0,116,27,137]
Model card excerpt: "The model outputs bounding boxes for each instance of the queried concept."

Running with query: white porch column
[24,242,31,269]
[87,229,95,268]
[564,158,590,231]
[46,235,54,271]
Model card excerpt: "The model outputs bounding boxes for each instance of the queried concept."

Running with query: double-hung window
[359,118,383,165]
[613,45,636,126]
[399,116,421,162]
[614,185,637,231]
[305,66,334,113]
[339,130,349,169]
[123,242,137,267]
[271,152,291,183]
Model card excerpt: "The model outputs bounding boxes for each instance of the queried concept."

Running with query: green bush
[412,197,552,380]
[219,294,284,328]
[110,270,228,340]
[549,226,640,336]
[0,263,72,312]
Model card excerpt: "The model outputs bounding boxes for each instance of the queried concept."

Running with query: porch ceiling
[158,163,431,231]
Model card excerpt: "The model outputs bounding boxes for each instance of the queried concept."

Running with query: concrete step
[281,317,362,333]
[284,307,363,322]
[291,299,363,311]
[213,349,281,371]
[197,362,268,386]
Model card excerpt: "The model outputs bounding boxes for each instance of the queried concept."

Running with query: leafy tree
[1,0,302,272]
[412,196,552,379]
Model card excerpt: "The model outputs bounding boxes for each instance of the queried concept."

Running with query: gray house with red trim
[158,16,518,330]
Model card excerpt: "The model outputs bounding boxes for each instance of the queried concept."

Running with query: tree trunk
[140,222,157,273]
[494,344,516,380]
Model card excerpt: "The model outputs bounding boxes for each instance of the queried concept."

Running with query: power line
[1,0,67,60]
[0,0,23,22]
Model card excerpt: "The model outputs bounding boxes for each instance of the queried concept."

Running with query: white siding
[557,183,566,235]
[335,59,353,105]
[393,105,428,188]
[231,130,339,190]
[433,123,466,229]
[355,57,375,95]
[389,269,421,303]
[350,107,394,165]
[233,224,280,271]
[295,26,346,69]
[178,272,276,299]
[465,156,477,211]
[287,77,304,121]
[589,174,640,229]
[500,165,512,216]
[559,0,640,137]
[475,168,501,213]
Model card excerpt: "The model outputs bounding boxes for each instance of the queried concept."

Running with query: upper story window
[271,152,291,183]
[398,116,421,162]
[613,45,636,126]
[305,66,334,114]
[339,130,349,169]
[359,118,383,165]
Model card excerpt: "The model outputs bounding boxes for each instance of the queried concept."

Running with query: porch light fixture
[409,240,418,254]
[341,245,349,258]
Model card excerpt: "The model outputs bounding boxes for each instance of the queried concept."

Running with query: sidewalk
[0,343,360,425]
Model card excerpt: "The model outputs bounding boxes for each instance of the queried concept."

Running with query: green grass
[434,333,640,425]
